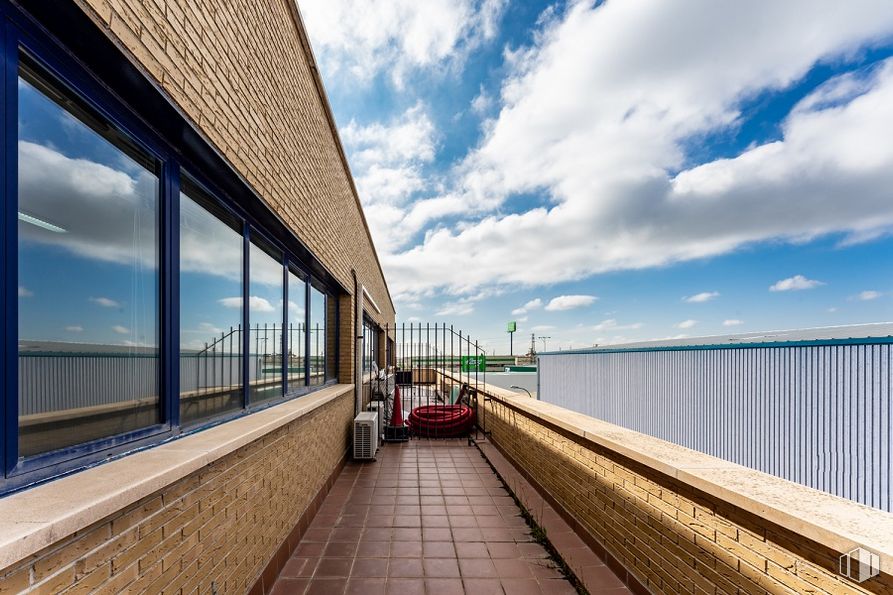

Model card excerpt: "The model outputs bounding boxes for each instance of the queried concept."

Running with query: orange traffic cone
[390,384,405,427]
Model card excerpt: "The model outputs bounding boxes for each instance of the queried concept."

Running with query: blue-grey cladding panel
[538,344,892,511]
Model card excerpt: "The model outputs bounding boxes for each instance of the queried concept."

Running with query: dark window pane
[179,187,244,425]
[287,269,306,390]
[17,58,160,457]
[249,240,283,403]
[309,285,326,385]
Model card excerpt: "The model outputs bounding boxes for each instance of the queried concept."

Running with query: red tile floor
[270,439,590,594]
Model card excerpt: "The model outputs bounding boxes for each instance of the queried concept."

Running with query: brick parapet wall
[0,391,354,594]
[482,397,892,595]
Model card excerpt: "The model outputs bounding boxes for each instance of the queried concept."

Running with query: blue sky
[297,0,893,353]
[16,2,893,354]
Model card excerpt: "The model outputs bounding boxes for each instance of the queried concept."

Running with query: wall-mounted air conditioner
[353,411,379,460]
[369,401,386,438]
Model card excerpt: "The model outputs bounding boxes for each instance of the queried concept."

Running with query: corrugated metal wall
[538,343,892,512]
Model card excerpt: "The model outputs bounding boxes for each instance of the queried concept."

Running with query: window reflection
[179,184,244,425]
[17,57,160,457]
[309,285,326,385]
[326,295,338,380]
[287,269,306,390]
[249,240,283,403]
[363,319,378,383]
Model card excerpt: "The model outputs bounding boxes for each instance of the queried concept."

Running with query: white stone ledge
[442,372,893,576]
[0,384,353,572]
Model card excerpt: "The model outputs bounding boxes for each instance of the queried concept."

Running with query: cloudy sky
[298,0,893,353]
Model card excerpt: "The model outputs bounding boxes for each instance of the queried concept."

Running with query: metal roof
[538,322,893,355]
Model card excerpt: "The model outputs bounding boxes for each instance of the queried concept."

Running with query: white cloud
[723,319,744,327]
[64,325,84,332]
[857,290,882,300]
[592,319,644,331]
[379,0,893,299]
[545,295,597,311]
[343,104,437,170]
[675,319,698,329]
[432,288,504,317]
[341,105,441,254]
[524,298,543,309]
[769,275,825,292]
[299,0,506,87]
[112,325,130,335]
[511,298,542,316]
[90,296,122,308]
[18,286,33,297]
[684,291,719,303]
[531,324,555,331]
[435,301,474,316]
[471,86,494,114]
[218,296,275,312]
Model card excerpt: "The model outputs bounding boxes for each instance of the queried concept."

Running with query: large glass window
[287,269,307,390]
[309,285,326,385]
[2,29,343,491]
[179,183,244,425]
[249,239,283,403]
[17,56,161,457]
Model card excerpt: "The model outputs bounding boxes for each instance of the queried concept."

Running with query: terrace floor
[270,439,624,594]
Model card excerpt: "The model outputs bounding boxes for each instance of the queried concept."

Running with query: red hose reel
[407,404,476,438]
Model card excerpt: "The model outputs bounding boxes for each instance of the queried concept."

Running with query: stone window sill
[0,384,353,571]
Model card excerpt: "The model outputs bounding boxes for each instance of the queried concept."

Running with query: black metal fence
[363,323,489,440]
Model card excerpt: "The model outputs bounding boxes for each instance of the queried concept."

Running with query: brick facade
[0,391,354,594]
[1,1,393,592]
[483,397,892,595]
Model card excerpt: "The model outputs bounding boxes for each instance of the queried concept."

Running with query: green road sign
[507,321,517,332]
[461,354,487,372]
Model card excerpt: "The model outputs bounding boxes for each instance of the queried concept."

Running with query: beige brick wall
[0,3,393,592]
[70,0,397,379]
[0,391,353,595]
[483,398,893,595]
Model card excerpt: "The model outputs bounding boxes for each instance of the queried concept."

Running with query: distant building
[538,323,893,512]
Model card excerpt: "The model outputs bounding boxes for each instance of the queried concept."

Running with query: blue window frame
[0,2,342,494]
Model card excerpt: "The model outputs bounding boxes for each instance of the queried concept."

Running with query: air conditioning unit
[353,411,379,460]
[369,401,386,438]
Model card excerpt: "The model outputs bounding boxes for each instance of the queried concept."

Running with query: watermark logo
[839,547,880,583]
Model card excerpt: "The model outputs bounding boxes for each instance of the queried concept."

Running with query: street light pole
[538,335,551,352]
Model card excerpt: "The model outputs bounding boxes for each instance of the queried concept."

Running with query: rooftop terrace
[269,439,627,595]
